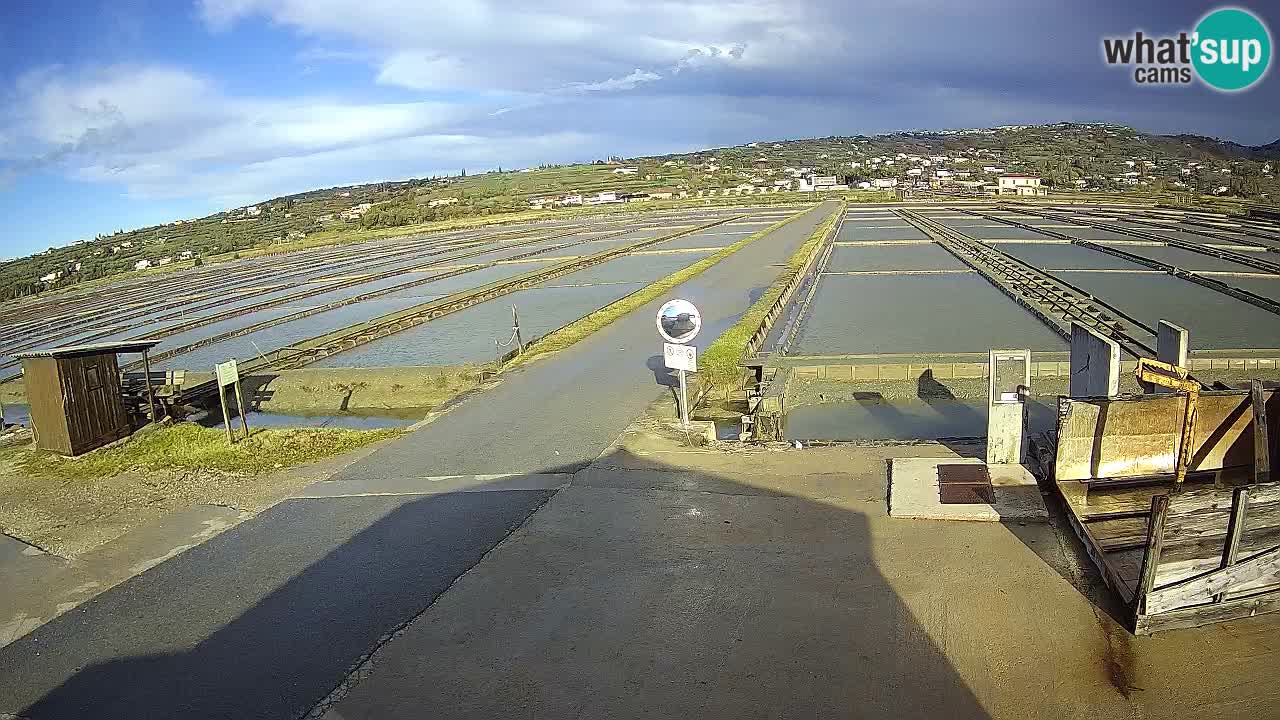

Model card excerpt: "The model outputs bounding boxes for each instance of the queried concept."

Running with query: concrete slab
[887,457,1048,521]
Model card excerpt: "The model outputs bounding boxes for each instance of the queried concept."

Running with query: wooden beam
[1254,380,1271,484]
[1146,545,1280,615]
[141,349,156,424]
[1215,487,1250,603]
[1136,588,1280,634]
[1136,494,1170,616]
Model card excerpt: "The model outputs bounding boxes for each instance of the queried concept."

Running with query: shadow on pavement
[0,447,994,719]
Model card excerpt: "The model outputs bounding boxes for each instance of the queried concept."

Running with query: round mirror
[656,298,701,344]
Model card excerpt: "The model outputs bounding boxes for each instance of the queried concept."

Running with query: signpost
[214,359,250,444]
[656,299,702,428]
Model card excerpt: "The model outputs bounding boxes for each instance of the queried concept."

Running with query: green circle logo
[1193,8,1271,91]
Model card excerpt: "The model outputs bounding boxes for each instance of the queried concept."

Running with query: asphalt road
[0,202,837,720]
[332,202,835,477]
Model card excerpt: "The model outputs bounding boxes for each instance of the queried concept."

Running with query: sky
[1,0,1277,257]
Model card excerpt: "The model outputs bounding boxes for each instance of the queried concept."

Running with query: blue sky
[1,0,1277,258]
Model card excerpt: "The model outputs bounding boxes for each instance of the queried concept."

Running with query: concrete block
[877,364,908,381]
[1261,359,1277,370]
[1245,359,1259,371]
[1069,323,1120,398]
[825,365,853,381]
[1229,359,1246,371]
[1189,358,1210,371]
[1156,320,1189,372]
[988,349,1031,466]
[1212,359,1229,370]
[794,366,819,379]
[953,363,984,379]
[1058,361,1071,377]
[888,457,1047,522]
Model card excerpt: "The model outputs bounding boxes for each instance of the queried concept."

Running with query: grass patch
[15,423,401,480]
[514,205,828,364]
[699,203,844,386]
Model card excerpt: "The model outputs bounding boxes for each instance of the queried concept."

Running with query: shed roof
[13,340,162,359]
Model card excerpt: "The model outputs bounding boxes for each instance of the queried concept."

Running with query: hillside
[3,122,1278,302]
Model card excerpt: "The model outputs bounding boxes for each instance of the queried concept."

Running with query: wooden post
[512,305,524,354]
[141,348,157,424]
[1136,494,1170,617]
[1253,380,1271,484]
[1215,487,1250,603]
[219,385,234,445]
[235,379,250,439]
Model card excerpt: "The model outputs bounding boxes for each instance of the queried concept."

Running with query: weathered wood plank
[1136,588,1280,634]
[1146,545,1280,614]
[1080,474,1257,518]
[1255,380,1271,484]
[1136,495,1170,616]
[1165,482,1280,519]
[1216,487,1250,603]
[1155,524,1280,569]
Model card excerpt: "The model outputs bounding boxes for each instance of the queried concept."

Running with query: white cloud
[563,69,662,94]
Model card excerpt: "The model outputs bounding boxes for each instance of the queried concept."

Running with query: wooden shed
[13,340,161,456]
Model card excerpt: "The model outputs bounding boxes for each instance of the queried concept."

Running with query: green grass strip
[699,202,844,385]
[514,205,828,364]
[12,424,402,479]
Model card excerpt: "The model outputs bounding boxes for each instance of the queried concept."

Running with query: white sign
[656,298,701,344]
[215,359,240,389]
[664,342,697,372]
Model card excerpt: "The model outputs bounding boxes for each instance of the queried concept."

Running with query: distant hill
[3,122,1277,302]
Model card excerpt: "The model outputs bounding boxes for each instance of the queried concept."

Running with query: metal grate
[937,464,994,504]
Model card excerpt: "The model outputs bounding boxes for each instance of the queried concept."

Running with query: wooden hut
[13,340,161,456]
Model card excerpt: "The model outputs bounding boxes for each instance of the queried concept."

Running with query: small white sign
[664,342,697,372]
[215,359,240,388]
[656,299,701,344]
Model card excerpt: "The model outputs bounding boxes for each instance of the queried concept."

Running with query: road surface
[0,202,837,720]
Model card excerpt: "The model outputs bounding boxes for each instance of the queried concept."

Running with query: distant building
[587,191,620,205]
[649,188,676,200]
[39,271,60,283]
[559,194,584,206]
[997,175,1047,196]
[135,259,152,271]
[871,178,899,189]
[158,256,173,266]
[427,198,459,208]
[612,167,639,175]
[244,205,262,217]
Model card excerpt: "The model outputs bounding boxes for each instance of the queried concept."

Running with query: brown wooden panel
[21,357,71,454]
[57,353,130,455]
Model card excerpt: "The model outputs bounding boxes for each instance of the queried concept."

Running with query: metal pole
[141,348,157,424]
[678,369,689,428]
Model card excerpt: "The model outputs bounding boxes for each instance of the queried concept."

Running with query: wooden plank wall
[58,354,130,455]
[22,357,70,455]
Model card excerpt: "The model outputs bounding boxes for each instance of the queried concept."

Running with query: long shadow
[0,458,993,719]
